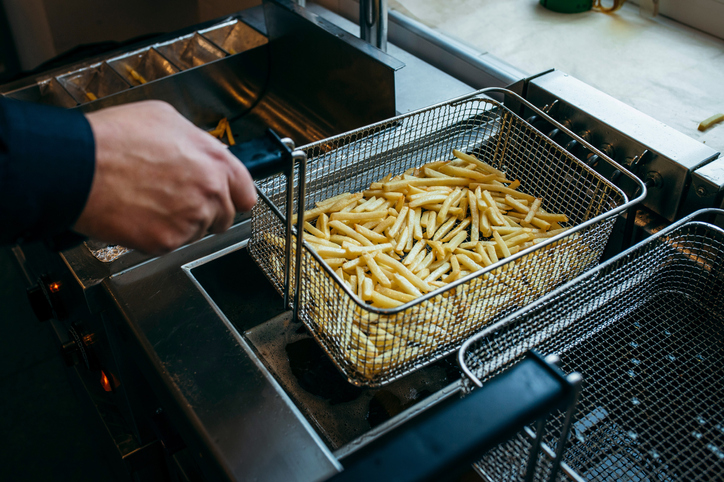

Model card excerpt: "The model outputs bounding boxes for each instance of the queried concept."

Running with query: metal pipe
[359,0,388,51]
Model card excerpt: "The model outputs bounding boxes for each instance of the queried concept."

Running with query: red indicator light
[48,282,62,293]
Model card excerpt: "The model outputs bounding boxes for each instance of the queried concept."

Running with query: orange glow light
[100,371,112,392]
[48,282,62,293]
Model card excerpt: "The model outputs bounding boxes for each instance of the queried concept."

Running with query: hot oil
[245,311,459,449]
[194,247,461,450]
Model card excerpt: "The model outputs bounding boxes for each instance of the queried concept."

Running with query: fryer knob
[599,143,616,160]
[63,324,99,371]
[61,340,81,367]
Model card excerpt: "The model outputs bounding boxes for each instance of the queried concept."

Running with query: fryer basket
[460,209,724,481]
[248,88,642,387]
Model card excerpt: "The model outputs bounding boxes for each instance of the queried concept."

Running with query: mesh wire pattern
[463,216,724,481]
[248,95,627,386]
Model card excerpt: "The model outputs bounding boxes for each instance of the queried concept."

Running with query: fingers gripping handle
[228,129,293,180]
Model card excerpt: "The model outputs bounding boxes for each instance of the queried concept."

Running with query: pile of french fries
[261,149,598,381]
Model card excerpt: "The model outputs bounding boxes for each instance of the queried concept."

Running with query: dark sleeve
[0,97,95,247]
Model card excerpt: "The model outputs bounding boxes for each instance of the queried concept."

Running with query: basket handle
[228,129,308,315]
[464,87,648,207]
[229,129,294,180]
[327,351,582,482]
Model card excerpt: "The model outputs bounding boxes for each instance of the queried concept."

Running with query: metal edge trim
[333,379,465,459]
[181,243,344,474]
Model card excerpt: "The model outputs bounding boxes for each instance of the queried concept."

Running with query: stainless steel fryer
[14,1,724,479]
[460,208,724,481]
[249,87,646,387]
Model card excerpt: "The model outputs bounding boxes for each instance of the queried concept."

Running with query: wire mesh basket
[460,209,724,481]
[248,88,641,387]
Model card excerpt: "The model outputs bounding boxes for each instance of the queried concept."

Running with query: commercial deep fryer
[3,0,723,480]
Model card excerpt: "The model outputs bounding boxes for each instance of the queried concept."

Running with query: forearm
[0,97,95,246]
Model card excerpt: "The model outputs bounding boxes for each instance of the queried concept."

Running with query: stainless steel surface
[155,32,227,71]
[305,3,474,113]
[78,45,268,129]
[4,77,77,107]
[249,88,638,387]
[198,19,267,55]
[2,16,271,130]
[523,70,720,222]
[104,226,343,482]
[57,61,131,104]
[359,0,388,51]
[2,1,401,140]
[460,208,724,481]
[317,0,527,88]
[262,0,401,135]
[107,47,180,86]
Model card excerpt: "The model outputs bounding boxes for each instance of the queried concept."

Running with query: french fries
[208,118,236,146]
[261,149,588,381]
[125,65,148,84]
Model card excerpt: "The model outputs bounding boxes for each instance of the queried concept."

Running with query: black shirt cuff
[0,97,95,246]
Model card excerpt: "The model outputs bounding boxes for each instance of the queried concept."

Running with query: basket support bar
[291,150,307,321]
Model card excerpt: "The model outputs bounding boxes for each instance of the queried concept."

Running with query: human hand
[74,100,256,255]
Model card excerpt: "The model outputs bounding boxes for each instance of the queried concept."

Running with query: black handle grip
[329,352,576,482]
[228,129,293,180]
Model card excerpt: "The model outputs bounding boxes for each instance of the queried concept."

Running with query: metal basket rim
[250,90,645,386]
[265,95,632,316]
[458,207,724,384]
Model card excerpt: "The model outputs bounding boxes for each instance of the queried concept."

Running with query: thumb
[224,151,258,212]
